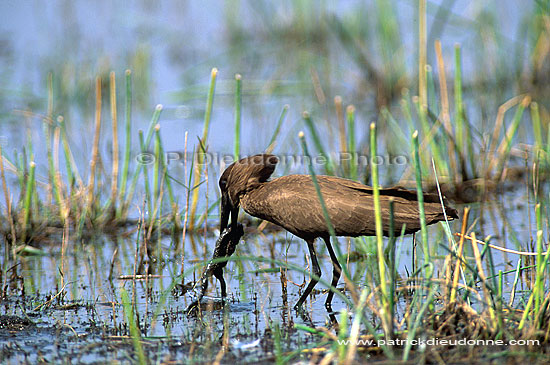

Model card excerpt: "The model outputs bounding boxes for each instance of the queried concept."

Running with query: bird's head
[219,154,278,231]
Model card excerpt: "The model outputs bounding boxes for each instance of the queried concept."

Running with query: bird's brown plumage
[216,153,459,310]
[242,175,456,240]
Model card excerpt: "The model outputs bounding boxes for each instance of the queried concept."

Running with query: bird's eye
[219,179,227,190]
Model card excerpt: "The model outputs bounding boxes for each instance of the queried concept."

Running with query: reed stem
[138,131,152,223]
[0,144,16,248]
[418,0,427,106]
[120,288,147,365]
[347,105,357,180]
[370,123,387,300]
[189,68,217,230]
[152,124,161,206]
[493,96,530,181]
[59,116,80,190]
[335,96,347,158]
[155,126,175,209]
[234,74,242,161]
[302,112,335,175]
[110,71,119,211]
[118,70,132,218]
[87,77,102,212]
[535,204,543,314]
[412,131,430,273]
[454,44,464,157]
[22,161,36,243]
[266,105,289,154]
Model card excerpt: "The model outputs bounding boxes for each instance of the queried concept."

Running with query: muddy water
[1,182,537,363]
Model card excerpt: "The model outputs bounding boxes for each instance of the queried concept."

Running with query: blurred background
[1,0,545,173]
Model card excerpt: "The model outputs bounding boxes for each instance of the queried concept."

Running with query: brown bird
[218,154,459,311]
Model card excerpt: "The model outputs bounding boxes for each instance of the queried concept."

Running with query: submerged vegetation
[1,0,550,363]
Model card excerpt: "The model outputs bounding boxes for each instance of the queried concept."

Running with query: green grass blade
[234,74,242,161]
[22,161,36,243]
[190,68,218,229]
[117,70,133,219]
[138,130,152,222]
[266,105,289,154]
[412,131,430,274]
[302,112,335,175]
[370,123,388,302]
[120,288,147,365]
[347,105,357,180]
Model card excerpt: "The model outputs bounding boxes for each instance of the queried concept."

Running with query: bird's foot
[327,312,339,330]
[186,294,228,316]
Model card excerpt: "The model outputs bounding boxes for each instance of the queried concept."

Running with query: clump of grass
[0,69,191,246]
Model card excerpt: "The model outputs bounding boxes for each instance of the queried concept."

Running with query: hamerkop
[217,154,458,311]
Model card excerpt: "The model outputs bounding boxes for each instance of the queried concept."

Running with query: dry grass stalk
[87,77,102,211]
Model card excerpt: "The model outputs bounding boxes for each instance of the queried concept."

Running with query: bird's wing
[318,176,455,231]
[318,176,444,203]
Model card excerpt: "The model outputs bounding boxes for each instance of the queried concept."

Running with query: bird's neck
[239,180,270,218]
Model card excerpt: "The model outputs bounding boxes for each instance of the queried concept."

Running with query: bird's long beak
[220,191,239,232]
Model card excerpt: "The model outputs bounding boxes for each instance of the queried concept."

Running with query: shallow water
[1,181,540,362]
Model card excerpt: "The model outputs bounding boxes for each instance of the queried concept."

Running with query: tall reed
[369,123,389,327]
[110,71,119,211]
[265,105,289,154]
[418,0,427,106]
[454,44,464,159]
[189,68,217,230]
[0,144,16,249]
[120,287,147,365]
[347,105,357,180]
[21,162,35,243]
[412,131,429,271]
[87,77,102,212]
[302,112,335,175]
[117,70,133,220]
[138,131,152,222]
[234,74,242,161]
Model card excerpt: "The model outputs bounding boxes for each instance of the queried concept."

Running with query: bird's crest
[221,154,278,203]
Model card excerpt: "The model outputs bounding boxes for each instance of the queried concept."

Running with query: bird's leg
[295,240,321,310]
[323,236,342,312]
[328,312,339,330]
